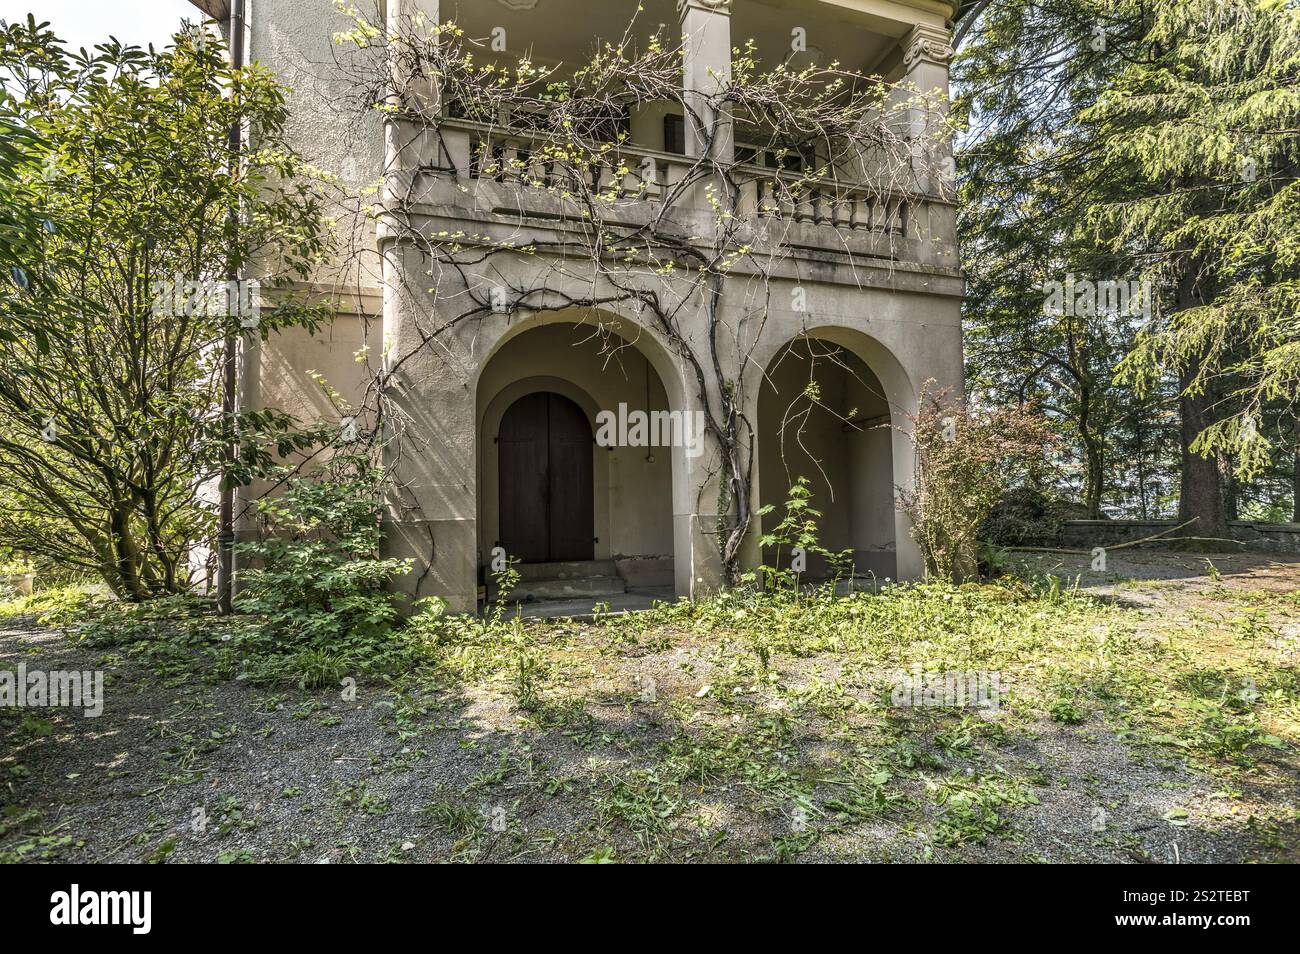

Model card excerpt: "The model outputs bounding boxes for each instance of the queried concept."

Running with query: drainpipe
[217,0,245,615]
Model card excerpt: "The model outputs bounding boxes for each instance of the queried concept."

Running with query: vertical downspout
[217,0,246,615]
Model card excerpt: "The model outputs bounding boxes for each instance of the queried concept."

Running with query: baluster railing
[444,118,919,241]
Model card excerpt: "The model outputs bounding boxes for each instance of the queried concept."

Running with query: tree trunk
[1081,432,1105,519]
[107,501,149,602]
[1174,256,1227,538]
[1176,363,1226,536]
[1074,353,1105,518]
[1134,406,1149,520]
[1220,453,1239,522]
[1293,435,1300,523]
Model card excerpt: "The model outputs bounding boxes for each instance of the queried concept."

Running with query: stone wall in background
[1058,520,1300,553]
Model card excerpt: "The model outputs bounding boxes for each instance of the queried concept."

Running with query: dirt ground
[1,549,1297,863]
[1016,548,1300,597]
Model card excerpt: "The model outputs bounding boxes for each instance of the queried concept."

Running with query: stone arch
[750,323,917,423]
[474,313,688,591]
[473,306,690,414]
[755,325,922,582]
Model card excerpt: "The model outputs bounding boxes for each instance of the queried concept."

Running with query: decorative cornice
[903,22,954,68]
[677,0,733,17]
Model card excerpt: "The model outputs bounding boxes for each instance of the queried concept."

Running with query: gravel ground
[1,550,1297,863]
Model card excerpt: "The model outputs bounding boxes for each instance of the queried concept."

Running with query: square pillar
[384,0,440,175]
[678,0,733,163]
[898,22,954,197]
[379,243,479,615]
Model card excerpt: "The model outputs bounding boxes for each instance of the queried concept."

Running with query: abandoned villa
[197,0,965,612]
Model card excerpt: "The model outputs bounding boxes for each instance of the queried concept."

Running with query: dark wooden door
[545,395,595,560]
[498,392,550,562]
[498,392,594,563]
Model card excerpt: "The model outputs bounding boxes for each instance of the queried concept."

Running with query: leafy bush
[15,462,432,689]
[1047,698,1085,725]
[0,581,101,622]
[980,487,1092,548]
[755,477,852,590]
[0,21,332,598]
[233,458,413,684]
[899,390,1055,581]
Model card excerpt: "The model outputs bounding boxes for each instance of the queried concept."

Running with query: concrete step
[499,575,627,602]
[513,559,618,581]
[488,560,628,603]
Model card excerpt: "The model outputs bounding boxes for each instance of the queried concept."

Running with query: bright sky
[1,0,202,55]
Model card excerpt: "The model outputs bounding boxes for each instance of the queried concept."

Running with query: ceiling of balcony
[439,0,901,79]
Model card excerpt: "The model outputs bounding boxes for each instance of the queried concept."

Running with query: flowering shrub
[899,390,1054,581]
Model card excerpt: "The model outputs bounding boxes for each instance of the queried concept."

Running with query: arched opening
[758,335,898,581]
[476,318,678,600]
[498,391,594,563]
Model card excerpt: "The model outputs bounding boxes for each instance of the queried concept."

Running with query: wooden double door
[498,391,594,563]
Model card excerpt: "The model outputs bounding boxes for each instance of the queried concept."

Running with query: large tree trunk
[1173,254,1227,539]
[1176,362,1227,537]
[1071,335,1105,518]
[1133,406,1150,520]
[1293,434,1300,523]
[1076,378,1104,518]
[1220,453,1239,522]
[1081,430,1105,519]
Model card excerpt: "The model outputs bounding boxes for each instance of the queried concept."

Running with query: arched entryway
[498,391,595,563]
[476,317,682,598]
[758,335,899,581]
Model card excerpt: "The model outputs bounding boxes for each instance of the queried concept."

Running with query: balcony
[382,0,959,274]
[386,114,956,273]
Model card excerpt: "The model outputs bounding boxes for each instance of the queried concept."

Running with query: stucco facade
[211,0,965,612]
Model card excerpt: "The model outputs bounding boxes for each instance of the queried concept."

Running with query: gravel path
[2,551,1297,863]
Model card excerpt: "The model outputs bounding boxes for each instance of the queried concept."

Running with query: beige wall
[243,313,382,426]
[233,306,383,548]
[629,101,679,154]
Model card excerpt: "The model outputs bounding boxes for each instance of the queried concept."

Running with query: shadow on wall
[758,336,897,580]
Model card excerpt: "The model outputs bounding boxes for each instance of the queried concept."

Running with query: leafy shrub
[899,390,1055,581]
[0,582,103,622]
[0,24,332,600]
[980,487,1092,548]
[1047,698,1085,725]
[755,477,852,590]
[233,457,414,684]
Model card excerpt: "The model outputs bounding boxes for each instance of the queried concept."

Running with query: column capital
[902,22,954,69]
[677,0,732,17]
